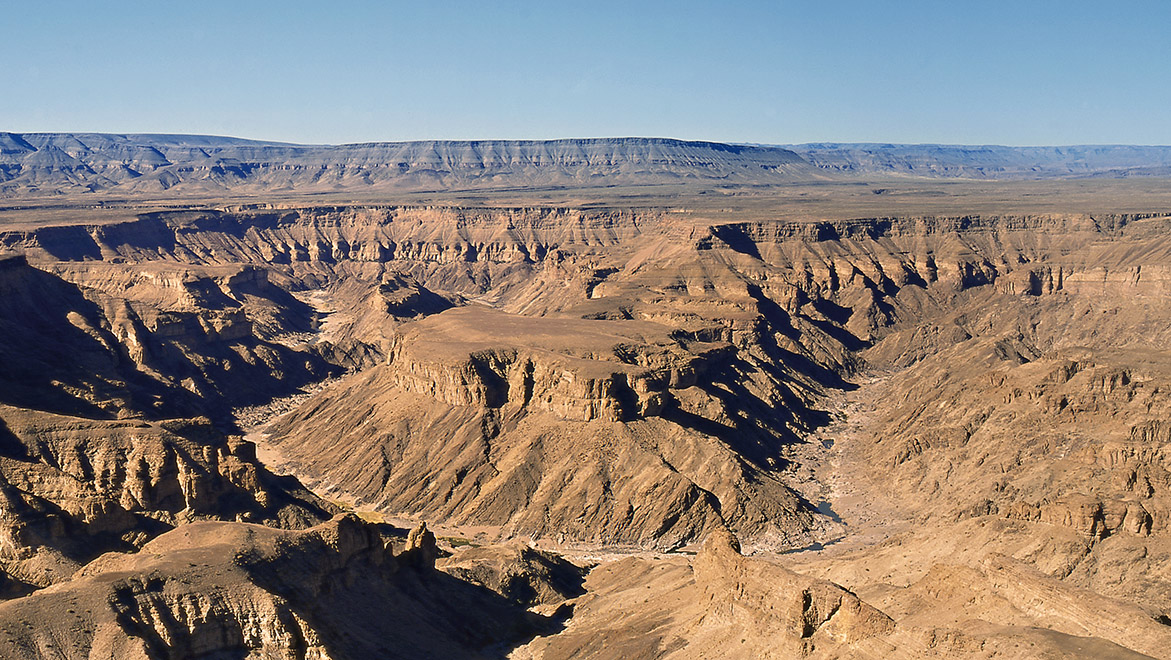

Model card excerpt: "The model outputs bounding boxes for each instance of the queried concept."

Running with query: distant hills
[786,143,1171,179]
[0,134,823,198]
[2,133,1170,198]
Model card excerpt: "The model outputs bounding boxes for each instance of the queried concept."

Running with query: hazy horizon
[4,130,1171,150]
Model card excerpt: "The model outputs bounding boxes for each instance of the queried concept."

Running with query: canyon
[1,134,1171,657]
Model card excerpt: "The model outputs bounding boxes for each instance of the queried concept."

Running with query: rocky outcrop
[438,540,586,607]
[0,405,333,591]
[400,522,439,569]
[692,529,894,653]
[516,529,1164,659]
[0,515,557,659]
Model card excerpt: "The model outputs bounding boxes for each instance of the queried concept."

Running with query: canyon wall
[7,207,1171,552]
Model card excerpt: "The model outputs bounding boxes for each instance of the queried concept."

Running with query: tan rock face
[0,254,347,598]
[850,304,1171,610]
[382,306,728,421]
[693,528,895,649]
[401,521,439,568]
[263,368,795,550]
[437,540,585,607]
[514,529,1158,660]
[0,515,559,660]
[0,405,332,591]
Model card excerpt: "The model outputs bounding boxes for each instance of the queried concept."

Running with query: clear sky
[3,0,1169,145]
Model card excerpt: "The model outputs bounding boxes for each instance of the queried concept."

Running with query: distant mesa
[786,142,1171,179]
[0,133,827,198]
[5,132,1171,199]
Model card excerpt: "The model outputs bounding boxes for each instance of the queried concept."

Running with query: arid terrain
[1,133,1171,658]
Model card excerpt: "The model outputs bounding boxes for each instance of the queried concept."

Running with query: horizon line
[3,131,1171,150]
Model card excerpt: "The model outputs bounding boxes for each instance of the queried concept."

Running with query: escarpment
[516,529,901,660]
[850,316,1171,615]
[0,254,342,600]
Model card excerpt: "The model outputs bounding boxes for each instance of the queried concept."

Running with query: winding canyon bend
[1,135,1171,658]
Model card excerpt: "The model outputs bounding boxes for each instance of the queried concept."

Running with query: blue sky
[3,1,1169,145]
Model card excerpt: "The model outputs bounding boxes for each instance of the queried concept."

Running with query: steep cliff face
[0,255,338,421]
[380,307,731,421]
